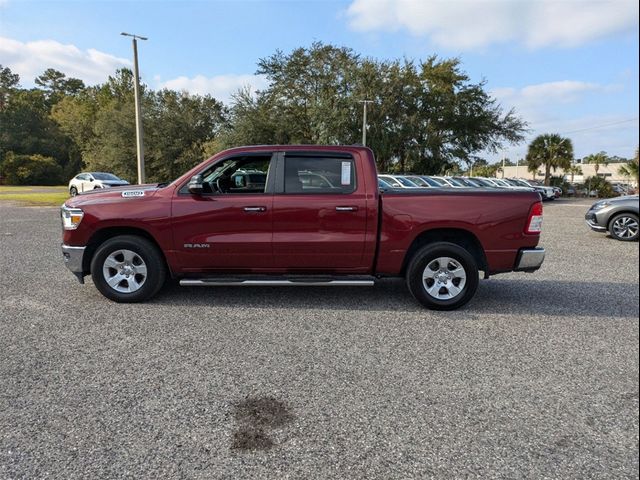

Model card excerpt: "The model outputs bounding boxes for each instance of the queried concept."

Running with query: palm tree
[618,149,639,186]
[526,134,573,186]
[583,151,609,176]
[566,164,582,183]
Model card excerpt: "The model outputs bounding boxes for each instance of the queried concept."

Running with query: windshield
[503,179,523,187]
[444,177,465,187]
[406,176,430,187]
[471,178,496,187]
[454,177,479,187]
[396,176,418,187]
[379,176,402,187]
[418,176,440,187]
[428,177,448,187]
[92,173,121,181]
[515,179,533,187]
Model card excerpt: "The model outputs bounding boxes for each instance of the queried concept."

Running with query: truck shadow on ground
[156,278,639,318]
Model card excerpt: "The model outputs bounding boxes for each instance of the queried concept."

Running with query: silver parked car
[585,195,639,241]
[69,172,129,196]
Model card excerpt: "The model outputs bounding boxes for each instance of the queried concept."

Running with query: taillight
[525,201,543,234]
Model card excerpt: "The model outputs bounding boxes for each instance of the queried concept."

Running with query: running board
[179,276,375,287]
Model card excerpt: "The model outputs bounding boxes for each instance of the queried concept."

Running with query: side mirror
[89,178,94,182]
[188,174,204,194]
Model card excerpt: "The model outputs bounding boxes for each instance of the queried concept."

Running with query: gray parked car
[585,195,639,241]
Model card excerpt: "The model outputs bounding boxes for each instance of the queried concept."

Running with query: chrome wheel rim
[102,249,147,293]
[422,257,467,300]
[612,217,639,239]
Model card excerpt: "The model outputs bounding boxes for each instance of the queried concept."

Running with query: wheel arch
[82,226,172,276]
[401,228,488,277]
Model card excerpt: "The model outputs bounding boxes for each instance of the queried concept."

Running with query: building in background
[498,163,637,187]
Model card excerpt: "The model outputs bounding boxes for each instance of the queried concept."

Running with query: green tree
[526,134,573,186]
[52,69,139,180]
[566,164,582,183]
[583,151,609,176]
[0,64,20,111]
[225,43,527,175]
[35,68,85,104]
[0,89,68,163]
[0,152,64,185]
[410,56,526,174]
[583,175,613,198]
[1,65,83,178]
[53,69,229,182]
[617,148,638,185]
[146,89,227,182]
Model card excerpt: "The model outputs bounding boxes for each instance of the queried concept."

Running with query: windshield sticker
[121,190,145,198]
[341,162,351,185]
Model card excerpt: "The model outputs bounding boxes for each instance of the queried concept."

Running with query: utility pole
[121,32,148,184]
[502,157,505,178]
[359,100,373,146]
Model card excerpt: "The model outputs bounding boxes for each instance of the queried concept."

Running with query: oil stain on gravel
[231,396,295,451]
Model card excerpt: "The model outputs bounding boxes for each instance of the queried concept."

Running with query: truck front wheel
[406,242,479,311]
[90,235,166,303]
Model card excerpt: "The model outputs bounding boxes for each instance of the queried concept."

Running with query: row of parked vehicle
[378,174,560,200]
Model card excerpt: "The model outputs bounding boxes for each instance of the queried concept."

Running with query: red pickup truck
[61,145,545,310]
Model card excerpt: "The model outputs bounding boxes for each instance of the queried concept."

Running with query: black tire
[608,213,639,242]
[70,186,78,196]
[90,235,166,302]
[406,242,479,311]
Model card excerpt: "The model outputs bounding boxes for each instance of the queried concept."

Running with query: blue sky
[1,0,638,161]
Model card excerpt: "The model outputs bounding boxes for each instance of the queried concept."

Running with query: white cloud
[0,36,130,85]
[346,0,638,49]
[158,74,268,104]
[493,80,616,113]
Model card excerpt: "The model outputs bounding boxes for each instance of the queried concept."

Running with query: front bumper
[61,244,86,283]
[514,248,545,272]
[584,211,606,232]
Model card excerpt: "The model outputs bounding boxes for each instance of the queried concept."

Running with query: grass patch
[0,185,67,193]
[0,192,69,206]
[0,186,69,205]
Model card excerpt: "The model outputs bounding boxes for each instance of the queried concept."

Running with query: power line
[560,118,639,136]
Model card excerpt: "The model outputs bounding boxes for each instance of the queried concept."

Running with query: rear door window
[284,157,356,194]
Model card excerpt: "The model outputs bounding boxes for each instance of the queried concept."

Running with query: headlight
[591,201,610,211]
[60,204,84,230]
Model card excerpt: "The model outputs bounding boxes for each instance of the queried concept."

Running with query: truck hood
[66,184,162,207]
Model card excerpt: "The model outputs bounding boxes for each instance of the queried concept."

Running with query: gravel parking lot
[1,199,638,479]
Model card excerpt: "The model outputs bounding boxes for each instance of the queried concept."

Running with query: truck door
[171,153,275,272]
[271,152,369,271]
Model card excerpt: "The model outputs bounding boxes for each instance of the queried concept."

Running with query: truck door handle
[243,206,267,212]
[335,206,358,212]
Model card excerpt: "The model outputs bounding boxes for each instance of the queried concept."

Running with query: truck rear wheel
[90,235,166,303]
[406,242,479,311]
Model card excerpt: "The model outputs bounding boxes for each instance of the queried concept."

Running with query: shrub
[549,175,565,187]
[580,176,614,198]
[0,152,64,185]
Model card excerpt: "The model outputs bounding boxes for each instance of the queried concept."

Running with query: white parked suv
[68,172,129,196]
